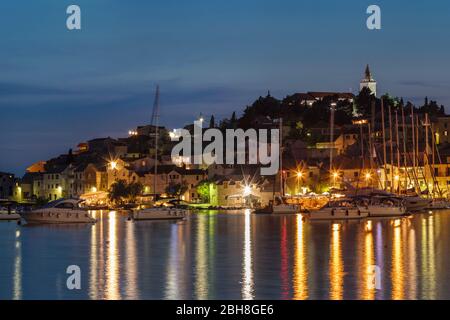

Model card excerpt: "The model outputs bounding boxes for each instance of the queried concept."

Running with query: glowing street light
[243,185,252,197]
[296,171,303,195]
[110,161,118,170]
[365,172,372,180]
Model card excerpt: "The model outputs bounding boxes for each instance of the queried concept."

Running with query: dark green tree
[127,182,143,203]
[165,182,189,200]
[108,180,128,205]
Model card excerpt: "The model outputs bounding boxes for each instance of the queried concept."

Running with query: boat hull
[21,209,96,224]
[272,204,299,214]
[306,208,368,220]
[133,208,187,221]
[404,197,431,212]
[427,200,450,210]
[360,205,407,217]
[0,212,20,220]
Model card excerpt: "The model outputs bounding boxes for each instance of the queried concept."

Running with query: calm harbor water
[0,210,449,300]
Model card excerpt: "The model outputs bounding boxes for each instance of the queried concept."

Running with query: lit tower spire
[360,64,377,96]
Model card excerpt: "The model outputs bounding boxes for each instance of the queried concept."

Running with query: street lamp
[243,185,251,197]
[296,171,303,195]
[110,161,118,170]
[332,171,339,188]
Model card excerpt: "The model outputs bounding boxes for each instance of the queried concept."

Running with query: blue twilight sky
[1,0,450,175]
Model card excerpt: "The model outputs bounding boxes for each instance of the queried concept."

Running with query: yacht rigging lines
[132,85,188,221]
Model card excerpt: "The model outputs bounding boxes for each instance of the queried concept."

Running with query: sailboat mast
[329,103,335,186]
[395,110,401,194]
[388,104,394,192]
[410,105,417,193]
[151,85,160,200]
[416,115,421,193]
[279,118,284,196]
[381,99,387,190]
[401,106,408,193]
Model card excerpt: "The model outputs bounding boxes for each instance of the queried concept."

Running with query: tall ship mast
[150,85,160,201]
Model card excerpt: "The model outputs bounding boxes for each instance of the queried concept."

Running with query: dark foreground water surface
[0,210,449,300]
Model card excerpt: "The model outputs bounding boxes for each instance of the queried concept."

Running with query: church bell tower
[360,64,377,96]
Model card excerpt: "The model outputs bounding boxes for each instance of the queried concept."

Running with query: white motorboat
[355,196,407,217]
[0,207,20,221]
[21,199,96,224]
[305,199,369,220]
[132,207,187,221]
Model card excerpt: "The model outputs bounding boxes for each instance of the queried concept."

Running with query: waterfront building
[139,165,207,202]
[432,116,450,145]
[0,172,16,200]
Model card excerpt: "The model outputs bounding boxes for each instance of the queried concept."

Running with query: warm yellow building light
[394,175,400,181]
[297,171,303,178]
[110,161,118,170]
[365,172,371,180]
[243,185,251,197]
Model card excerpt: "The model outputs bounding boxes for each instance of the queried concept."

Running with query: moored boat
[253,196,299,214]
[354,196,407,217]
[403,196,431,212]
[305,198,369,220]
[427,198,450,210]
[21,199,96,224]
[132,207,187,221]
[0,207,20,221]
[272,196,299,214]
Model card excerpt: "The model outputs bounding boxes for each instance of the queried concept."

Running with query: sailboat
[132,86,188,221]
